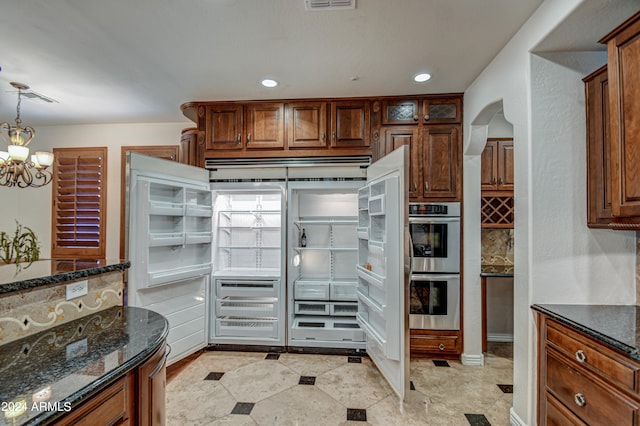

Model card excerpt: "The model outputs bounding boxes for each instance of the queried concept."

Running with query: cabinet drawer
[330,282,357,301]
[546,319,640,393]
[215,318,278,338]
[295,281,330,300]
[544,393,588,426]
[410,331,460,354]
[546,350,640,425]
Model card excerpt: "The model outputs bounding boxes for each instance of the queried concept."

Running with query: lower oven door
[409,274,460,330]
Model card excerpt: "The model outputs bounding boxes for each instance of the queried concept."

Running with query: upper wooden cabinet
[421,126,460,199]
[205,104,244,150]
[330,100,370,148]
[601,11,640,222]
[383,127,420,198]
[381,99,420,125]
[245,102,285,149]
[481,138,514,192]
[584,66,613,228]
[422,97,462,124]
[287,101,328,148]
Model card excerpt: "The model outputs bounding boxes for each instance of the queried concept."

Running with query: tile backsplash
[0,271,124,345]
[481,229,514,265]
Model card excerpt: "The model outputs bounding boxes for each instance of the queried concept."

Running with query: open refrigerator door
[356,145,410,400]
[126,153,212,366]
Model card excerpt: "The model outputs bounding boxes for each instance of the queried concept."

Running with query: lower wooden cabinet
[54,342,168,426]
[537,313,640,425]
[410,329,461,357]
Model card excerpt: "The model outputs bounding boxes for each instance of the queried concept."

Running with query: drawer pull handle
[575,350,586,363]
[438,343,445,351]
[574,393,586,407]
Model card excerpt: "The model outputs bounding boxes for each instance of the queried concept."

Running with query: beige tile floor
[166,343,513,426]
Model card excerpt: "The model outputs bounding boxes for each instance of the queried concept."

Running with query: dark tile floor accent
[231,402,255,415]
[346,408,367,422]
[204,372,224,380]
[265,353,280,360]
[410,381,416,390]
[299,375,316,385]
[433,360,450,367]
[497,384,513,393]
[464,413,491,425]
[348,356,362,363]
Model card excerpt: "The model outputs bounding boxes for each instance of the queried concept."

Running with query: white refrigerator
[126,147,409,399]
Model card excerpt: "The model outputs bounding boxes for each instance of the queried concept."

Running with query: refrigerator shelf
[290,316,364,342]
[185,204,213,217]
[218,226,280,231]
[185,231,213,245]
[295,301,358,316]
[294,218,358,226]
[149,201,185,216]
[148,232,185,247]
[218,245,280,250]
[356,265,386,288]
[293,246,357,251]
[147,263,212,287]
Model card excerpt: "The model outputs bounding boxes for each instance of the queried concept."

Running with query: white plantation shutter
[51,147,107,259]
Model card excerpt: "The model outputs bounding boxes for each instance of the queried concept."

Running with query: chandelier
[0,82,54,188]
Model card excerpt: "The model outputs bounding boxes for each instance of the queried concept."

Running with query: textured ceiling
[0,0,553,126]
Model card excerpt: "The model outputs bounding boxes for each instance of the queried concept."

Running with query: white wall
[0,122,186,259]
[463,1,638,424]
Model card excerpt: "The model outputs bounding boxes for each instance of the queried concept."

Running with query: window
[51,147,107,259]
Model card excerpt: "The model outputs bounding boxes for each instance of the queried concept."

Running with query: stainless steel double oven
[408,202,460,330]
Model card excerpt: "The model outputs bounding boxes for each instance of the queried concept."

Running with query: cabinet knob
[491,177,497,185]
[499,176,503,185]
[322,132,326,142]
[247,133,251,144]
[332,132,336,142]
[413,182,417,192]
[413,115,419,121]
[236,134,241,144]
[424,114,430,121]
[425,182,429,192]
[574,393,586,407]
[438,343,445,351]
[575,350,586,363]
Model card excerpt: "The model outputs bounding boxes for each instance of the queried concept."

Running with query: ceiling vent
[305,0,355,11]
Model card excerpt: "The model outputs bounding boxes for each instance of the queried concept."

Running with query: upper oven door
[409,217,460,273]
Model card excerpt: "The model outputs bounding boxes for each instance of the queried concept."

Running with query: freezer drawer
[294,280,330,300]
[216,297,278,318]
[290,316,364,342]
[293,301,358,316]
[215,318,278,338]
[215,279,279,297]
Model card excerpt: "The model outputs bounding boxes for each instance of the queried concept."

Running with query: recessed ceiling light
[261,79,278,88]
[413,73,431,83]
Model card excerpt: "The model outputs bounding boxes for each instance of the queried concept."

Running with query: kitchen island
[0,306,169,425]
[533,304,640,425]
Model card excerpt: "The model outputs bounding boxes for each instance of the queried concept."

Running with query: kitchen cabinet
[205,104,244,150]
[536,312,640,425]
[245,102,285,149]
[287,101,328,148]
[481,138,513,192]
[420,125,460,200]
[138,343,169,425]
[330,100,370,148]
[380,124,462,201]
[381,99,420,125]
[422,97,462,124]
[601,11,640,223]
[584,65,613,228]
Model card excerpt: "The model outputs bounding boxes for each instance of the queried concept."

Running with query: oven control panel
[409,203,460,217]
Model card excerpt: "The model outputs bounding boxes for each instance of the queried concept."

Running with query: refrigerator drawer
[215,318,278,338]
[294,301,331,315]
[294,280,330,300]
[330,302,358,316]
[215,279,279,297]
[330,281,357,301]
[291,317,364,342]
[216,297,278,318]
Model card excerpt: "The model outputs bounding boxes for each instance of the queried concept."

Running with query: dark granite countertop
[0,306,168,425]
[0,259,130,296]
[480,264,514,277]
[532,304,640,361]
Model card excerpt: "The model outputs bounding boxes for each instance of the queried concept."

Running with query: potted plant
[0,221,40,266]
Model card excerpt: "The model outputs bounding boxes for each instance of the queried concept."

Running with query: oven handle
[410,274,460,281]
[408,231,414,275]
[409,217,460,224]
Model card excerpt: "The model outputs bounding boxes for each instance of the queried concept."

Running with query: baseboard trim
[510,407,527,426]
[488,333,514,342]
[461,352,484,366]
